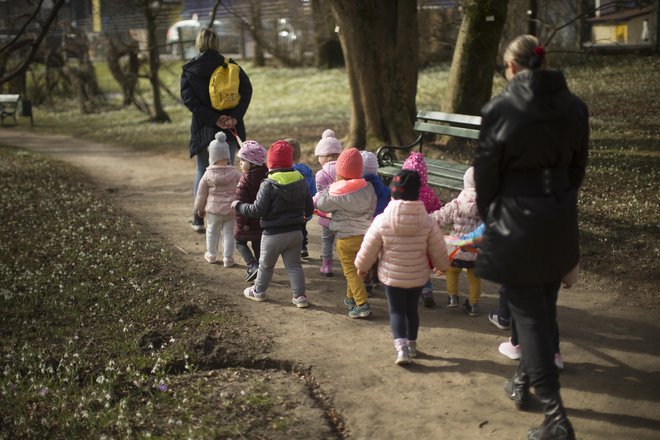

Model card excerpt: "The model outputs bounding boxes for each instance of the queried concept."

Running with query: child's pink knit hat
[314,129,342,157]
[402,152,428,186]
[336,147,363,180]
[237,140,267,166]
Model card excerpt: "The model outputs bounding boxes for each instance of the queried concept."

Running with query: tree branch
[0,0,66,86]
[0,0,45,55]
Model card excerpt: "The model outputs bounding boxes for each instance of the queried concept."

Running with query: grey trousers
[255,230,306,297]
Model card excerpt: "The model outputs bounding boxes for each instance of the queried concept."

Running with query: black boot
[527,392,575,440]
[504,364,530,410]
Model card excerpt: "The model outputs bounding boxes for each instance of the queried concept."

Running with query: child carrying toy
[432,167,482,315]
[356,170,449,365]
[194,132,242,266]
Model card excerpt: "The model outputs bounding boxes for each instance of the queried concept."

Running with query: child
[313,129,342,276]
[232,140,314,308]
[286,138,317,258]
[316,147,376,318]
[194,132,243,266]
[360,150,390,217]
[360,150,391,293]
[402,152,442,308]
[234,140,269,281]
[432,167,482,315]
[355,170,449,365]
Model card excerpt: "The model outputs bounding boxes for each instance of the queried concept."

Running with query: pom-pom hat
[267,140,294,170]
[237,140,267,166]
[336,147,363,180]
[314,129,342,157]
[208,132,230,164]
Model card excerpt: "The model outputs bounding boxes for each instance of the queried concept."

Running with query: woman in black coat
[181,28,253,231]
[474,35,588,440]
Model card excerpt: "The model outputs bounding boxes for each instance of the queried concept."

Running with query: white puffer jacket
[432,168,481,261]
[355,200,449,288]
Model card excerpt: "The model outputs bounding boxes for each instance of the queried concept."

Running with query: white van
[166,18,240,59]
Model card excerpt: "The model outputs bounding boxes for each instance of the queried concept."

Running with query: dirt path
[4,129,660,440]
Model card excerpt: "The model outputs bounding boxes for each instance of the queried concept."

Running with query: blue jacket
[365,173,391,217]
[293,163,317,196]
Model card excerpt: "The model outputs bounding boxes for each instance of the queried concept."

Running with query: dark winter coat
[235,170,315,235]
[180,50,253,157]
[473,69,589,287]
[234,164,269,241]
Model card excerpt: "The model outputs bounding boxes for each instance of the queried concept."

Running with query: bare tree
[442,0,508,116]
[0,0,66,87]
[328,0,419,149]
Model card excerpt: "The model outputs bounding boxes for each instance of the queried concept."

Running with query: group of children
[193,129,498,365]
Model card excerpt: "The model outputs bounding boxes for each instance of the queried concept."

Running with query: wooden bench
[0,94,21,125]
[376,110,481,191]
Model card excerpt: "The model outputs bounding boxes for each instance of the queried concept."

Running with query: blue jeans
[193,139,238,198]
[384,285,422,341]
[502,281,561,396]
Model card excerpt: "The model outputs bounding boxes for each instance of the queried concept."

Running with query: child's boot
[320,258,334,277]
[408,340,418,358]
[394,338,411,365]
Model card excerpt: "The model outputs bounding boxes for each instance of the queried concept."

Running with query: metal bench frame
[376,111,481,191]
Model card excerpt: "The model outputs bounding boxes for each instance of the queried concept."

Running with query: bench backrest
[0,94,20,104]
[414,110,481,140]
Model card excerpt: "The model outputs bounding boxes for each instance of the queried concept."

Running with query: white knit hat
[314,129,342,157]
[209,132,230,164]
[360,150,378,176]
[463,167,475,189]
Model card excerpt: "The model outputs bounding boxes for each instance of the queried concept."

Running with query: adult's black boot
[504,364,530,410]
[527,392,575,440]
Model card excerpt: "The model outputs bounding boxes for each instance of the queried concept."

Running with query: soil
[4,130,660,440]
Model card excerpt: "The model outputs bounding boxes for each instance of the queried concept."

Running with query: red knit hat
[336,147,363,180]
[267,140,294,170]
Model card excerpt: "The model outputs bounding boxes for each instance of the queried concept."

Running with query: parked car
[166,18,240,59]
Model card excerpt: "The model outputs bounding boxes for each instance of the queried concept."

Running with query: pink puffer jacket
[355,200,449,288]
[314,161,337,227]
[194,165,242,216]
[402,152,442,213]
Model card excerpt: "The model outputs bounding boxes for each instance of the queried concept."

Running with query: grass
[0,148,336,438]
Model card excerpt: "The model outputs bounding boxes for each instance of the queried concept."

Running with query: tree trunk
[443,0,508,116]
[311,0,343,68]
[144,3,170,122]
[329,0,418,149]
[249,0,265,66]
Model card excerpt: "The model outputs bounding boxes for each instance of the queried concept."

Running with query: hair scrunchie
[529,45,546,69]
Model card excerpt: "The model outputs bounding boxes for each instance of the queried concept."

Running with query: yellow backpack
[208,57,240,111]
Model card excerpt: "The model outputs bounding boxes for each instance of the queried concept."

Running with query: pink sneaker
[498,338,521,360]
[555,352,564,370]
[320,258,334,277]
